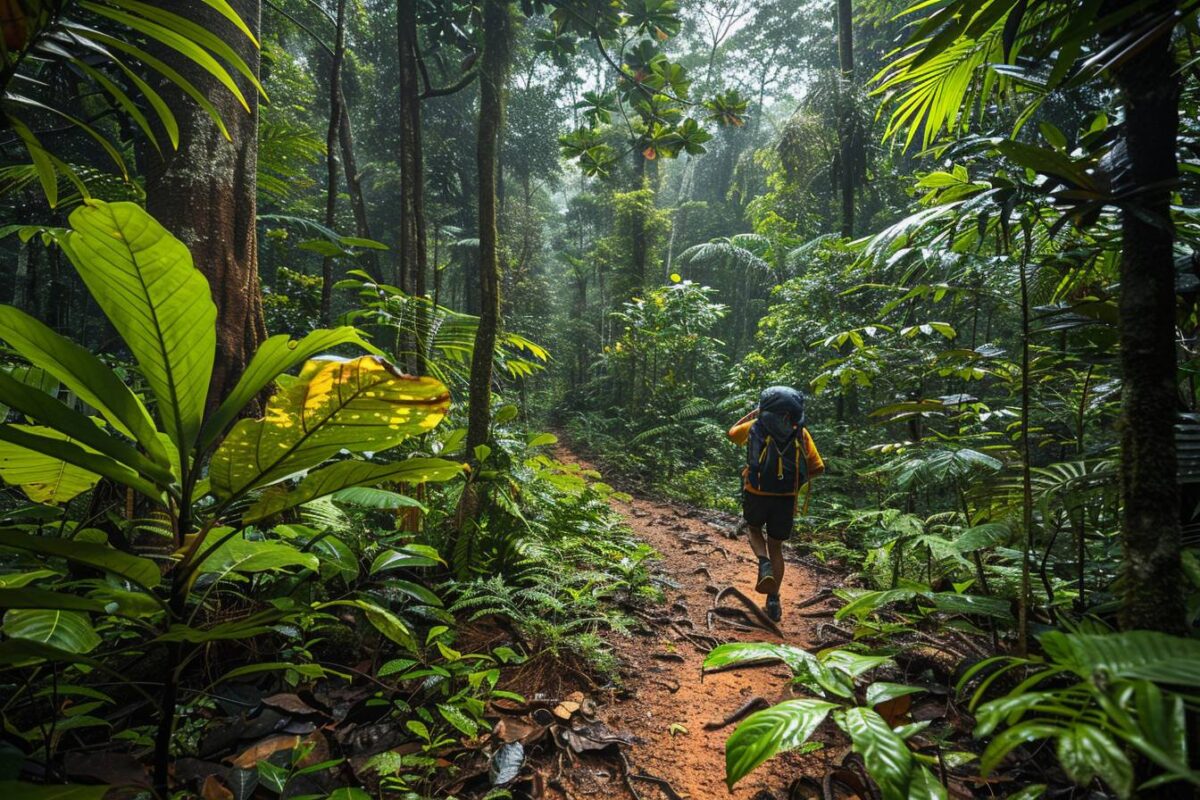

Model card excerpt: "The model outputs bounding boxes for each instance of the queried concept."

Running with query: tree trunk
[320,0,347,326]
[338,84,376,274]
[1109,2,1187,635]
[464,0,509,458]
[631,154,648,291]
[397,0,428,299]
[145,0,266,412]
[836,0,855,239]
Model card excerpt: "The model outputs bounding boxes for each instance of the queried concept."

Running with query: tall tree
[874,0,1191,635]
[464,0,511,455]
[397,0,427,300]
[836,0,854,238]
[145,0,266,410]
[1106,0,1186,634]
[320,0,348,325]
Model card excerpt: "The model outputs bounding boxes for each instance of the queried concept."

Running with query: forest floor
[549,446,842,800]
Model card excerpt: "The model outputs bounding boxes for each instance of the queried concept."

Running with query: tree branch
[420,63,480,99]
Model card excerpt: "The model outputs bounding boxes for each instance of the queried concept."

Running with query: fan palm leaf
[1,0,264,206]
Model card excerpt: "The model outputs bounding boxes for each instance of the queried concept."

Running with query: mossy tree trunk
[145,0,266,412]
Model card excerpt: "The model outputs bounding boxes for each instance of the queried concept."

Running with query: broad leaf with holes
[209,356,451,500]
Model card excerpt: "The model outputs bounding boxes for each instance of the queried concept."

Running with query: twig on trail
[714,585,785,637]
[617,751,647,800]
[710,545,730,560]
[795,587,835,610]
[706,608,757,633]
[653,677,681,693]
[704,696,770,730]
[652,652,686,663]
[691,566,711,579]
[621,752,687,800]
[673,624,719,649]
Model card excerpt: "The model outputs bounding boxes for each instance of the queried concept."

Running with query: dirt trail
[556,448,841,800]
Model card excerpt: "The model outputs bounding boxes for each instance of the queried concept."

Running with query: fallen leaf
[552,700,580,720]
[489,741,524,786]
[228,734,300,768]
[668,723,688,737]
[262,693,323,716]
[202,775,234,800]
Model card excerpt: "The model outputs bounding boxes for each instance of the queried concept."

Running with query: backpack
[745,386,808,495]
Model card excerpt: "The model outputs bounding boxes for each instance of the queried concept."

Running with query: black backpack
[746,386,807,495]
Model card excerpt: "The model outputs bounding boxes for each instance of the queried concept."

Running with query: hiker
[727,386,824,623]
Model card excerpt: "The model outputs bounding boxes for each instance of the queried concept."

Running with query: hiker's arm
[727,408,758,445]
[802,428,825,477]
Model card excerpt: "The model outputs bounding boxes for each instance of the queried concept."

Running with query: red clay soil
[554,448,845,800]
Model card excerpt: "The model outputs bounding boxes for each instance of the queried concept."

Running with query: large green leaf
[2,609,101,653]
[198,327,379,451]
[0,589,104,612]
[906,766,949,800]
[0,427,103,504]
[1040,630,1200,686]
[1056,724,1133,798]
[243,457,464,522]
[724,699,836,787]
[840,707,913,800]
[209,356,451,500]
[0,305,167,467]
[0,425,160,501]
[319,599,416,652]
[0,529,161,590]
[0,371,174,486]
[194,535,319,578]
[58,201,216,457]
[704,641,849,697]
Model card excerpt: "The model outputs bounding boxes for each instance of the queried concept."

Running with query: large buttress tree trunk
[1110,4,1187,635]
[145,0,266,411]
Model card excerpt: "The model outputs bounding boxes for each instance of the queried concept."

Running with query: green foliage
[960,629,1200,796]
[0,202,460,791]
[705,641,939,796]
[1,0,262,206]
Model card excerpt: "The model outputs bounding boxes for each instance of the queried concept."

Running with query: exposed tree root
[703,696,770,730]
[794,587,835,610]
[621,751,686,800]
[714,585,785,637]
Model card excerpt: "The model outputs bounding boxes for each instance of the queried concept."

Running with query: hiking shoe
[755,557,777,595]
[765,594,782,623]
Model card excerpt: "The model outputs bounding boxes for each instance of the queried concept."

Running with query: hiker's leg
[767,536,785,587]
[746,524,769,560]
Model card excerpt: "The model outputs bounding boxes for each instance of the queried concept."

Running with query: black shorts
[742,491,795,541]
